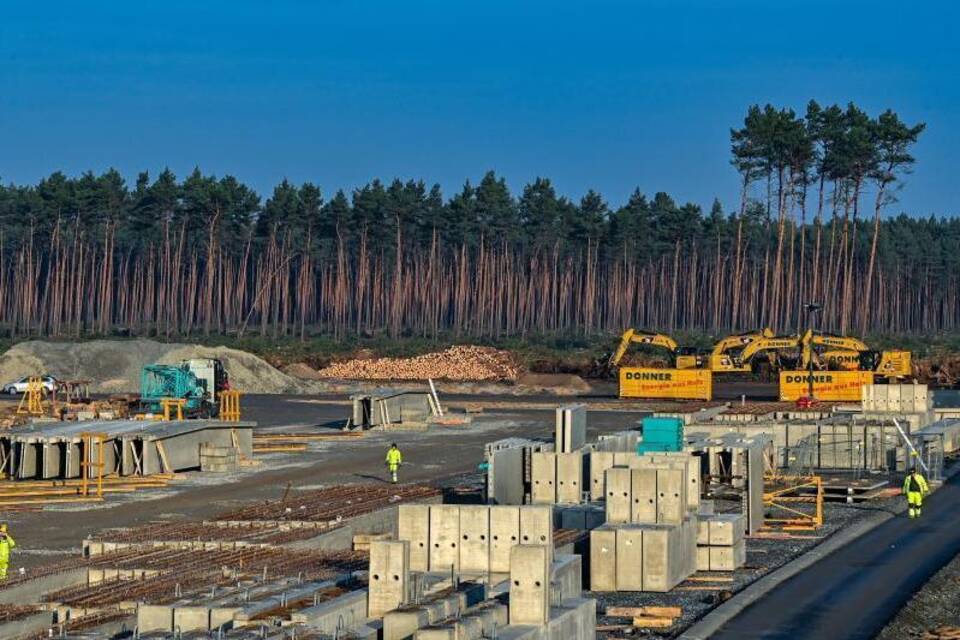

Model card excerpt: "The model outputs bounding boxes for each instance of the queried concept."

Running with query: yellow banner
[779,371,874,401]
[619,368,713,400]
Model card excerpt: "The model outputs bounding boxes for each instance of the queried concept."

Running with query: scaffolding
[16,377,46,416]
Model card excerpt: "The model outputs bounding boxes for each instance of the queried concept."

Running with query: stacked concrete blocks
[531,452,557,505]
[459,505,491,573]
[696,513,746,571]
[589,521,695,593]
[429,505,461,572]
[555,452,584,504]
[399,504,431,572]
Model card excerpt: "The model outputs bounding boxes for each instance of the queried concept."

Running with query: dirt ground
[876,551,960,639]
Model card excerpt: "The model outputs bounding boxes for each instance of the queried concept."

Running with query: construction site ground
[4,389,950,640]
[876,549,960,640]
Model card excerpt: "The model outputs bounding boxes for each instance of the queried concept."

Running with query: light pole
[804,302,822,402]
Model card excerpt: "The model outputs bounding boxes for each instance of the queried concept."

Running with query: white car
[3,375,57,395]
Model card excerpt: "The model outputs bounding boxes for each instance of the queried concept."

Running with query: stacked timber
[315,346,523,382]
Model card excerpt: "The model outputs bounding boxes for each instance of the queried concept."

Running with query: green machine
[140,362,219,417]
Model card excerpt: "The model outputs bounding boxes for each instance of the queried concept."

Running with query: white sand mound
[0,339,321,394]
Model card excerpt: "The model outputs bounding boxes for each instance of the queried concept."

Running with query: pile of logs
[315,345,523,382]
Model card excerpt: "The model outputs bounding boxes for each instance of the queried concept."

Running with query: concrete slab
[555,452,583,504]
[399,504,431,572]
[531,452,557,504]
[589,526,617,592]
[631,467,658,524]
[615,525,644,591]
[509,545,551,626]
[369,540,411,617]
[590,451,615,501]
[656,467,686,525]
[605,467,632,524]
[429,505,461,572]
[490,505,521,573]
[708,513,746,547]
[518,505,553,548]
[709,540,746,571]
[459,505,491,574]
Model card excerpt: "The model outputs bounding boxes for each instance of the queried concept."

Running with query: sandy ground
[876,551,960,639]
[3,395,651,571]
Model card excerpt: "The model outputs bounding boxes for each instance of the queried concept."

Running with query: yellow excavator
[807,332,912,378]
[707,328,776,372]
[608,329,702,370]
[731,330,911,379]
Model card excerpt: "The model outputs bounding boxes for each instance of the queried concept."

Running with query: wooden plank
[632,616,675,628]
[155,441,171,474]
[607,606,682,618]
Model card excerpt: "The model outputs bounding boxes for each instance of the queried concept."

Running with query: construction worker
[0,523,15,580]
[902,467,930,519]
[385,443,403,484]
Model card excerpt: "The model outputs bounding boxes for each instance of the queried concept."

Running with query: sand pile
[0,340,318,394]
[314,345,523,381]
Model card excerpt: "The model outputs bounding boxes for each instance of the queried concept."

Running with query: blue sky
[1,0,958,215]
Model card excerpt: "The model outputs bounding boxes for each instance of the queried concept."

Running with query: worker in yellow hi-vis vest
[902,468,930,519]
[385,443,403,484]
[0,523,16,580]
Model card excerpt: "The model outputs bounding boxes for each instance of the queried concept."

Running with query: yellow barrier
[779,371,874,402]
[619,368,713,400]
[219,390,241,421]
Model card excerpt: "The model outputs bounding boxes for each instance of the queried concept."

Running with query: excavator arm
[608,329,683,368]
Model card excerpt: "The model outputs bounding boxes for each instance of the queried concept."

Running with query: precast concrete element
[415,603,509,640]
[519,505,554,551]
[707,513,746,546]
[490,506,521,573]
[709,541,746,571]
[630,467,657,523]
[1,419,255,479]
[369,540,411,618]
[655,467,687,525]
[556,503,605,530]
[429,505,461,572]
[613,524,643,591]
[555,405,586,453]
[459,505,491,574]
[551,553,583,602]
[531,452,557,504]
[555,452,583,504]
[604,467,632,524]
[589,451,615,501]
[399,504,431,572]
[289,589,368,634]
[509,545,551,626]
[382,582,487,640]
[696,545,710,571]
[489,446,526,505]
[641,523,690,592]
[589,526,617,592]
[547,597,597,640]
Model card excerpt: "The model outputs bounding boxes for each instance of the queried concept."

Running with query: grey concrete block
[531,452,557,504]
[491,505,521,573]
[555,452,583,504]
[429,505,460,572]
[708,513,746,546]
[615,525,644,591]
[459,505,491,574]
[589,526,617,592]
[589,451,614,501]
[709,540,746,571]
[655,467,686,525]
[399,504,431,572]
[519,505,553,548]
[509,545,551,625]
[369,540,411,617]
[630,467,657,524]
[605,467,631,524]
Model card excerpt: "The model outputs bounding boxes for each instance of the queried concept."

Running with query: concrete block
[615,525,644,591]
[630,467,657,524]
[709,540,746,571]
[369,540,410,618]
[699,499,714,515]
[399,504,431,572]
[655,467,686,525]
[696,545,711,571]
[509,545,551,625]
[641,524,688,592]
[589,526,617,592]
[548,597,597,640]
[459,505,491,574]
[605,467,631,524]
[490,505,521,573]
[556,452,583,504]
[429,505,460,572]
[552,553,583,602]
[519,505,553,548]
[708,513,746,547]
[383,608,431,640]
[531,452,557,504]
[555,404,586,453]
[491,446,525,505]
[696,516,710,546]
[613,451,636,466]
[590,451,615,501]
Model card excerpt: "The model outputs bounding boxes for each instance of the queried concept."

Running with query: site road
[711,470,960,639]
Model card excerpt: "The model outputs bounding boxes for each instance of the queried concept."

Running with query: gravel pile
[314,345,524,382]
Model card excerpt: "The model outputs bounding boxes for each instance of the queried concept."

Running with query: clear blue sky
[1,0,958,215]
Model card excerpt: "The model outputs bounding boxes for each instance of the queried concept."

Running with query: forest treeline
[0,101,956,340]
